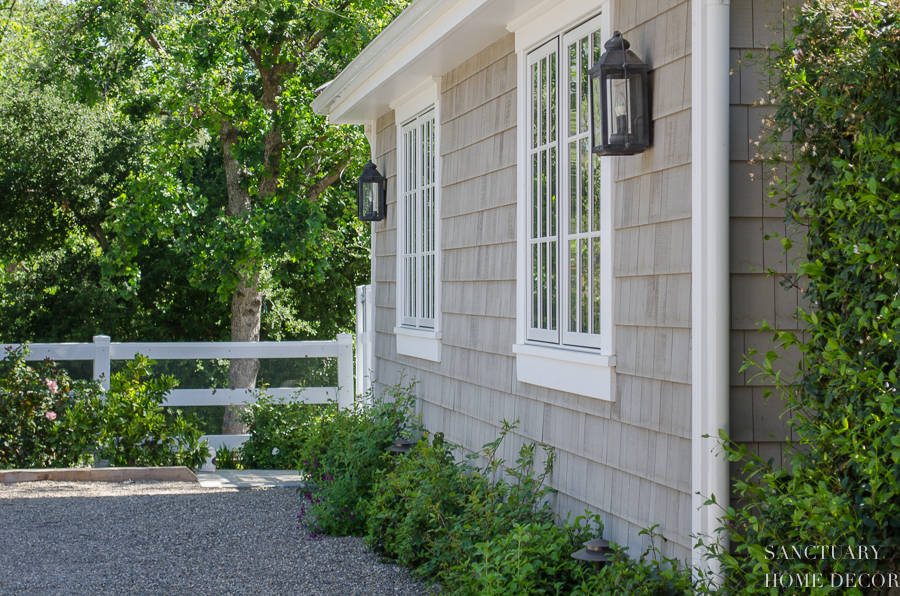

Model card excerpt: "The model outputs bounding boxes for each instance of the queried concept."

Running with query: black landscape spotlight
[386,437,416,455]
[572,537,614,571]
[357,161,387,221]
[589,31,651,156]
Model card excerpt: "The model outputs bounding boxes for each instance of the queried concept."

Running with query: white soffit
[312,0,556,124]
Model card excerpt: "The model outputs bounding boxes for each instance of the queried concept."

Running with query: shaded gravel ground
[0,481,434,596]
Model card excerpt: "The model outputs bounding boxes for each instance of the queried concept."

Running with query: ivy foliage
[707,0,900,591]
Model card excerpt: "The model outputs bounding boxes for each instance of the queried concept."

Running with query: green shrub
[92,355,208,468]
[213,445,243,469]
[298,385,696,595]
[461,515,601,596]
[301,379,418,536]
[1,348,208,469]
[0,345,100,468]
[364,431,479,573]
[239,393,321,469]
[364,419,571,593]
[571,535,695,596]
[435,424,562,592]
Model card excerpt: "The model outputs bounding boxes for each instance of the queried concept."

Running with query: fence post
[336,333,353,410]
[355,285,366,399]
[93,335,111,391]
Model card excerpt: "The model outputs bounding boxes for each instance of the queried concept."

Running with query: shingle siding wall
[728,0,799,481]
[372,9,693,560]
[607,0,693,559]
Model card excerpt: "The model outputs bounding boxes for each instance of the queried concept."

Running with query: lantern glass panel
[360,181,376,218]
[607,78,630,146]
[627,72,645,145]
[591,75,603,150]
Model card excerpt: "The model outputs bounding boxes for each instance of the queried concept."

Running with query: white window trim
[512,0,616,401]
[391,77,443,362]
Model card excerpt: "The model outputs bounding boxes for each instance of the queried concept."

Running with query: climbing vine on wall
[705,1,900,592]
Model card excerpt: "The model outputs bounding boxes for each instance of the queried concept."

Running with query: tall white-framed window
[512,5,616,401]
[392,77,443,362]
[400,109,437,329]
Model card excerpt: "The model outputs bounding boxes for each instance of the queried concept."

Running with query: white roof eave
[311,0,453,121]
[312,0,547,124]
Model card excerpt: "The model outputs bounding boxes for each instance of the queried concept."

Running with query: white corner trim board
[691,0,731,578]
[395,327,443,362]
[512,343,616,401]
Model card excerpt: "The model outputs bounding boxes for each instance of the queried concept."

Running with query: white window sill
[512,343,616,401]
[395,327,442,362]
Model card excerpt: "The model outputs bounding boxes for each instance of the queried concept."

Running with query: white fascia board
[313,0,561,124]
[311,0,451,117]
[312,0,493,124]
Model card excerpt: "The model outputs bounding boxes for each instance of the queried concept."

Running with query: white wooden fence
[11,334,354,453]
[355,284,373,398]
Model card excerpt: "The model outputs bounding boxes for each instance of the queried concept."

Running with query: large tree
[2,0,402,432]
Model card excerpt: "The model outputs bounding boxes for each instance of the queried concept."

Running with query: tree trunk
[222,277,262,434]
[221,120,260,434]
[219,50,295,434]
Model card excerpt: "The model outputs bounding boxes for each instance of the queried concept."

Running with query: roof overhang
[311,0,552,124]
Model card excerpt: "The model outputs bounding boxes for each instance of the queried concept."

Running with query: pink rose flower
[45,411,57,420]
[44,379,58,394]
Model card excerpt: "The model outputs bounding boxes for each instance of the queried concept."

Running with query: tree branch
[305,159,349,203]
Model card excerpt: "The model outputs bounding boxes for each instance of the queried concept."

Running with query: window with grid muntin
[400,109,437,329]
[527,15,604,348]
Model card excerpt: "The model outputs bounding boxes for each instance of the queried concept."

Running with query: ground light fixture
[386,437,417,454]
[357,161,387,221]
[571,537,614,571]
[589,31,651,155]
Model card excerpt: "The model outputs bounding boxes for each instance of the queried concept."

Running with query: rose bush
[1,346,208,469]
[0,345,100,468]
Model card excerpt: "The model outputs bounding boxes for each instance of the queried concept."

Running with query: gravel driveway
[0,481,433,596]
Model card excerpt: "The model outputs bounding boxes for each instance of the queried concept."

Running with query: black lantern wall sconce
[357,161,387,221]
[589,31,651,156]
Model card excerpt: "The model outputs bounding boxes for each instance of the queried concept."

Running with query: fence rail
[7,334,355,456]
